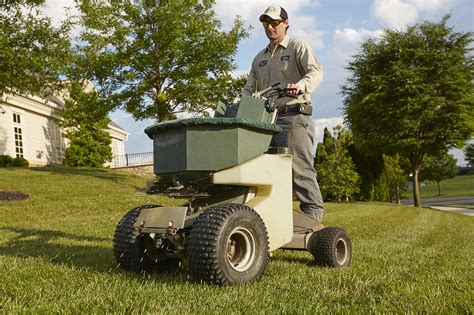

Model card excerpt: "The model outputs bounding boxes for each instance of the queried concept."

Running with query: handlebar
[255,82,282,96]
[256,83,304,98]
[254,83,306,114]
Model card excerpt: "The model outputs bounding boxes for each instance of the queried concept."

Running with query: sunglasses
[262,19,283,28]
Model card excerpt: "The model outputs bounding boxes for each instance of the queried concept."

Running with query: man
[242,5,325,222]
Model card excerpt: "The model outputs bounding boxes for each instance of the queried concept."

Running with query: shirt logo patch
[259,60,268,67]
[281,55,291,61]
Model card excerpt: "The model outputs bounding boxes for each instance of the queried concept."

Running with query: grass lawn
[405,175,474,199]
[1,167,473,313]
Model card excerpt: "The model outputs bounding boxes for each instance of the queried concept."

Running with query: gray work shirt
[242,36,323,104]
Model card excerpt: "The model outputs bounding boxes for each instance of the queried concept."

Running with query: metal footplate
[281,210,325,250]
[134,206,188,234]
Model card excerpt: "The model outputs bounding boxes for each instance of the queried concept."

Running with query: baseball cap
[259,5,288,22]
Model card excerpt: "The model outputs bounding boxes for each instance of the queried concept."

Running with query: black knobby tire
[113,205,180,273]
[187,204,269,285]
[308,227,352,267]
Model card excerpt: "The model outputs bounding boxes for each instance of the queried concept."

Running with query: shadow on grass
[272,251,315,266]
[29,166,130,183]
[0,227,111,269]
[0,226,186,283]
[0,226,321,285]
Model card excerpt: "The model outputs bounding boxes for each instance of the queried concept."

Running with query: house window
[13,113,24,158]
[14,127,24,158]
[13,113,21,124]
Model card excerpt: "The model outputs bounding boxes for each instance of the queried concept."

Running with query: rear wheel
[113,205,180,273]
[308,227,352,267]
[187,204,268,285]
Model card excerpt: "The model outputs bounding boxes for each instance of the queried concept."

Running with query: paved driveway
[401,196,474,216]
[401,196,474,207]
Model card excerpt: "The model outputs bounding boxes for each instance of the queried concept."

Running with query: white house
[0,91,128,167]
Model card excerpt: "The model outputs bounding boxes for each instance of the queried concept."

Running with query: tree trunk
[412,168,421,207]
[395,185,401,204]
[437,181,441,196]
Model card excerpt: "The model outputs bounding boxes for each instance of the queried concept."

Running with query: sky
[42,0,473,164]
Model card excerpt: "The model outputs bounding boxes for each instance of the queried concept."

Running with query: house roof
[109,120,127,133]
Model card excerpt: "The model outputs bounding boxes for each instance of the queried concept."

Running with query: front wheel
[113,205,180,273]
[308,227,352,267]
[187,204,269,285]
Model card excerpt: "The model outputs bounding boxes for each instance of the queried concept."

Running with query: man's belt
[277,103,313,115]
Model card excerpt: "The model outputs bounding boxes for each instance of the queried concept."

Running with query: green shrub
[457,166,474,176]
[12,157,29,167]
[62,129,112,167]
[0,155,14,167]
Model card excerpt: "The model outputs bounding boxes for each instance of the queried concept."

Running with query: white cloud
[372,0,419,29]
[371,0,465,29]
[330,28,383,65]
[215,0,317,26]
[290,15,326,50]
[41,0,77,27]
[215,0,325,49]
[313,117,344,145]
[410,0,444,11]
[232,67,251,78]
[40,0,325,49]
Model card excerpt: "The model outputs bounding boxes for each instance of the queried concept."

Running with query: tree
[315,127,332,165]
[420,152,458,195]
[315,126,360,201]
[58,83,113,167]
[342,16,473,207]
[464,143,474,166]
[73,0,248,122]
[346,145,385,201]
[0,0,72,96]
[376,155,407,204]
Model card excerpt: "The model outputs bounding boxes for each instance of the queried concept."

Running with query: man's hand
[286,83,302,95]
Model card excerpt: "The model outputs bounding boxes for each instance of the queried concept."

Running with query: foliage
[0,155,14,167]
[375,155,407,203]
[315,126,360,201]
[0,155,29,167]
[12,157,29,167]
[464,143,474,166]
[420,152,458,195]
[0,168,473,313]
[342,15,474,207]
[58,83,112,167]
[62,130,112,167]
[0,0,72,96]
[0,155,13,167]
[346,145,384,201]
[457,166,474,176]
[314,127,332,165]
[73,0,248,122]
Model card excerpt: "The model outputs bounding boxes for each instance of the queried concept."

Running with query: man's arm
[242,59,258,96]
[294,40,323,94]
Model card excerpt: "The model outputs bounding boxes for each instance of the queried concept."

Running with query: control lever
[255,82,281,97]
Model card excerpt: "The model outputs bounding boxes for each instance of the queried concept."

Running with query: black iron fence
[111,152,153,168]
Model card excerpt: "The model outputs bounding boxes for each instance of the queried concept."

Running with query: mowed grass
[1,167,473,313]
[418,175,474,198]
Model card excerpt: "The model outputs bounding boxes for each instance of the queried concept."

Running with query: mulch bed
[0,190,30,201]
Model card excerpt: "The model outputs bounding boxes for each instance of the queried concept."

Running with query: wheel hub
[335,237,348,265]
[227,227,256,272]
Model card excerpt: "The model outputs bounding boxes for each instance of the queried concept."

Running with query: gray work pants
[270,113,324,222]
